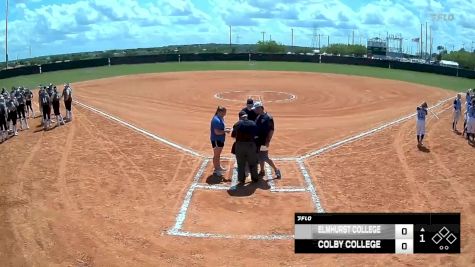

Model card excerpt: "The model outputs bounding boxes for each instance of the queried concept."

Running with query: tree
[321,44,367,57]
[442,50,475,69]
[256,40,286,53]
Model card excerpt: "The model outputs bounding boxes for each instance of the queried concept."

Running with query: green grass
[0,61,473,92]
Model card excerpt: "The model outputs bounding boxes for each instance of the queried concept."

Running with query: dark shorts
[53,101,61,115]
[0,115,7,131]
[256,141,270,162]
[26,100,32,108]
[17,104,26,119]
[65,99,72,111]
[211,140,225,148]
[8,111,17,125]
[42,104,51,120]
[258,150,270,162]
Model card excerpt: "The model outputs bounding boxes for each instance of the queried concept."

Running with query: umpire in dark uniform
[232,110,259,184]
[240,98,257,122]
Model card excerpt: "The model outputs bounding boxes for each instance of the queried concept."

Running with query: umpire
[233,110,259,184]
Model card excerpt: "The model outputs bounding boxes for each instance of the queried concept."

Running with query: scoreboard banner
[295,213,460,254]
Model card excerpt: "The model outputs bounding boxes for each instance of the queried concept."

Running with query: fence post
[39,65,42,74]
[108,58,111,67]
[178,54,181,63]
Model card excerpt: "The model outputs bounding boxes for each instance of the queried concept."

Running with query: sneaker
[14,131,18,136]
[213,170,223,177]
[275,169,282,179]
[258,170,265,177]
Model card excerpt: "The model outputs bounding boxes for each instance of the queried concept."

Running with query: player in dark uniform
[47,83,54,97]
[6,95,19,136]
[24,88,34,118]
[62,84,73,121]
[240,98,257,122]
[40,88,52,130]
[15,88,29,130]
[52,87,65,127]
[231,110,259,185]
[253,101,281,179]
[0,95,8,142]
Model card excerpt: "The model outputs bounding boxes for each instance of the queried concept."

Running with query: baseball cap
[239,110,248,118]
[253,101,263,109]
[246,98,254,105]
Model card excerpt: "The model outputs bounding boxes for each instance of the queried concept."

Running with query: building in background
[367,38,387,59]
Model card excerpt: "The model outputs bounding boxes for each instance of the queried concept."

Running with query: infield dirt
[1,71,472,266]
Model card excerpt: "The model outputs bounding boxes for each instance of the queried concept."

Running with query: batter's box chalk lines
[74,100,204,158]
[231,161,238,187]
[297,159,325,213]
[168,159,210,234]
[220,155,299,161]
[195,183,307,192]
[299,96,454,160]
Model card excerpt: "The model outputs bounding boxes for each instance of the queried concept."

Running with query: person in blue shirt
[416,102,428,146]
[210,106,231,176]
[452,93,462,132]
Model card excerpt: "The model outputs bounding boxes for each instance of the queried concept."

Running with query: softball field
[0,62,473,266]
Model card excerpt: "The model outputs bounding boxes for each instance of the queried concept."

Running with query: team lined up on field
[417,88,475,147]
[0,83,73,143]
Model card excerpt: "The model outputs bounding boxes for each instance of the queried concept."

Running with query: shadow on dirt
[226,178,271,197]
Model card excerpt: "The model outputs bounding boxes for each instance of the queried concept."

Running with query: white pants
[467,117,475,134]
[416,119,425,135]
[453,110,461,123]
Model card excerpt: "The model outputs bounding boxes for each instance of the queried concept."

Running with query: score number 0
[297,215,312,222]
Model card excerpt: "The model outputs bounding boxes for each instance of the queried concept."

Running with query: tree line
[2,42,475,71]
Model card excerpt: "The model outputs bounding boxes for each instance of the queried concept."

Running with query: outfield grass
[0,61,473,92]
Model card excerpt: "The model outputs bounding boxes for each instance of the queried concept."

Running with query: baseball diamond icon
[431,227,457,245]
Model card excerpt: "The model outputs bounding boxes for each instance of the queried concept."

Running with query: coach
[253,101,281,179]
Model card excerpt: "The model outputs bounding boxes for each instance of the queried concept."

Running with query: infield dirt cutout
[1,70,473,266]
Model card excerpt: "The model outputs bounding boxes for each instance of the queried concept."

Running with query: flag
[412,38,420,42]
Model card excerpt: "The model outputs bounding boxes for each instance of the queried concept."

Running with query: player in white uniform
[416,102,428,146]
[463,89,473,137]
[466,98,475,143]
[452,94,462,132]
[62,83,73,121]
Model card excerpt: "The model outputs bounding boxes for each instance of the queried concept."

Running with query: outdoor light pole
[5,0,9,70]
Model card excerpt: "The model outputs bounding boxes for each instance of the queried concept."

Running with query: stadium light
[5,0,9,70]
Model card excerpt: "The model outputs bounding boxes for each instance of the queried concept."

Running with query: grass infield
[0,61,473,92]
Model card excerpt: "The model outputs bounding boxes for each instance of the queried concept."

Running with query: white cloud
[2,0,474,58]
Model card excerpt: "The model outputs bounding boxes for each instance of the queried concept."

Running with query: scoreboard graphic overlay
[295,213,460,254]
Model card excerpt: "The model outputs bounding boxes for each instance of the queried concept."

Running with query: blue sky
[1,0,474,59]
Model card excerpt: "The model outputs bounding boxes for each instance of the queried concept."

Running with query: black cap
[246,98,254,105]
[239,110,248,118]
